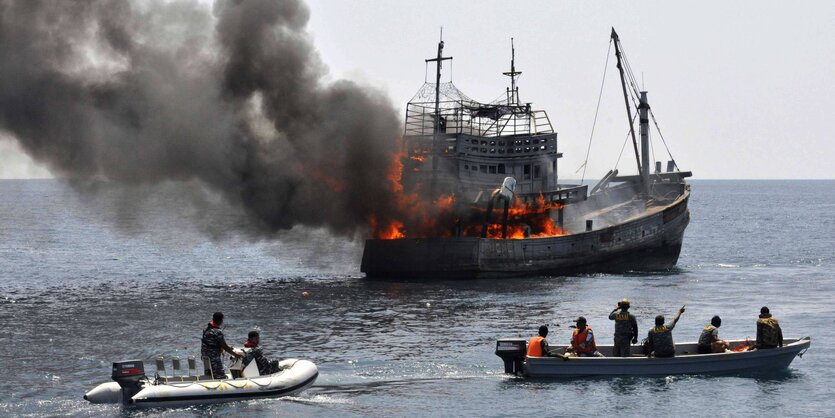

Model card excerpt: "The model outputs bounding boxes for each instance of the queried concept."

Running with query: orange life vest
[572,327,597,354]
[527,336,545,357]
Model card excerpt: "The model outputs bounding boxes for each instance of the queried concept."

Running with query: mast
[503,38,522,105]
[611,28,645,194]
[639,91,651,195]
[425,30,453,197]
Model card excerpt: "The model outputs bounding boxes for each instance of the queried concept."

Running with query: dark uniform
[609,310,638,357]
[646,323,677,357]
[201,323,227,378]
[243,344,280,375]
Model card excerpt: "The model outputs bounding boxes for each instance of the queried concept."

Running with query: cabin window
[534,165,541,179]
[525,147,531,152]
[464,164,469,170]
[481,148,487,153]
[489,166,497,174]
[532,139,539,144]
[490,141,496,146]
[472,165,477,171]
[480,165,488,173]
[515,147,522,153]
[540,145,546,151]
[524,139,531,145]
[498,149,505,154]
[472,139,479,144]
[499,141,505,146]
[490,148,496,154]
[498,164,506,174]
[481,140,487,146]
[524,164,531,180]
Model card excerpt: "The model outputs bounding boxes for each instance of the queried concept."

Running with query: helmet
[618,298,631,308]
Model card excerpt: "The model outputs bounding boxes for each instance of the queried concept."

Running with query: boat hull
[362,191,689,279]
[132,359,318,408]
[85,359,318,408]
[521,338,810,377]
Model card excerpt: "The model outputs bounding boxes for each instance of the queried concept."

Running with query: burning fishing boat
[361,29,691,278]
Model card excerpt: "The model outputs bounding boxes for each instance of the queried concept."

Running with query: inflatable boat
[85,356,318,407]
[495,337,810,377]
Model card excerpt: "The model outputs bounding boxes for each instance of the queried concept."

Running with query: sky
[1,0,833,180]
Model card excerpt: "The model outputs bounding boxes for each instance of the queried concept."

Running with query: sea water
[1,179,832,416]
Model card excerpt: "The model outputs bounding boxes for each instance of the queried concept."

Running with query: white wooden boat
[495,337,810,377]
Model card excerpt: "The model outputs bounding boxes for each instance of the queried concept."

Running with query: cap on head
[212,312,224,324]
[538,325,549,337]
[655,315,665,326]
[248,330,260,340]
[760,306,770,315]
[711,315,721,327]
[619,298,630,308]
[575,316,587,326]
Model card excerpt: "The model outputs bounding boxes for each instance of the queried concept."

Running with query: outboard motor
[495,339,527,375]
[111,360,146,405]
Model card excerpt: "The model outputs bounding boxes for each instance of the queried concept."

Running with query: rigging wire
[579,39,613,185]
[650,109,678,170]
[613,117,635,170]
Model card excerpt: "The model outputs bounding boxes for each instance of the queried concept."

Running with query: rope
[614,114,637,169]
[650,109,678,170]
[579,40,613,185]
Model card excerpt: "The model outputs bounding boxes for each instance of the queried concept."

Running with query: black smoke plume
[0,0,403,237]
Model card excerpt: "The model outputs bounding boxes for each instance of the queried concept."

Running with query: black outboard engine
[495,339,527,375]
[111,360,146,405]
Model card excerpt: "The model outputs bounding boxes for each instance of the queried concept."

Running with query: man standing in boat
[645,306,685,357]
[201,312,242,379]
[609,299,639,357]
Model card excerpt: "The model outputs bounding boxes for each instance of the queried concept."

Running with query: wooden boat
[495,337,811,377]
[361,29,692,279]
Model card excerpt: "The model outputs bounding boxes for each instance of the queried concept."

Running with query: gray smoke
[0,0,403,237]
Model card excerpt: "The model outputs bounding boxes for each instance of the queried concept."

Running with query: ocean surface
[1,179,833,417]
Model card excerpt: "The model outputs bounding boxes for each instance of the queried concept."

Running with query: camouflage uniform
[201,324,227,378]
[609,310,638,357]
[756,314,783,349]
[646,323,677,357]
[243,345,279,375]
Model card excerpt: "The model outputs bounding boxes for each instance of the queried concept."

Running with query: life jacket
[758,316,781,346]
[527,336,545,357]
[572,327,597,354]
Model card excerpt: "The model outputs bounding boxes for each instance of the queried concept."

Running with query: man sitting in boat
[242,330,280,375]
[527,325,560,357]
[201,312,242,379]
[697,316,729,354]
[609,299,638,357]
[566,317,604,357]
[756,307,784,349]
[645,306,685,357]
